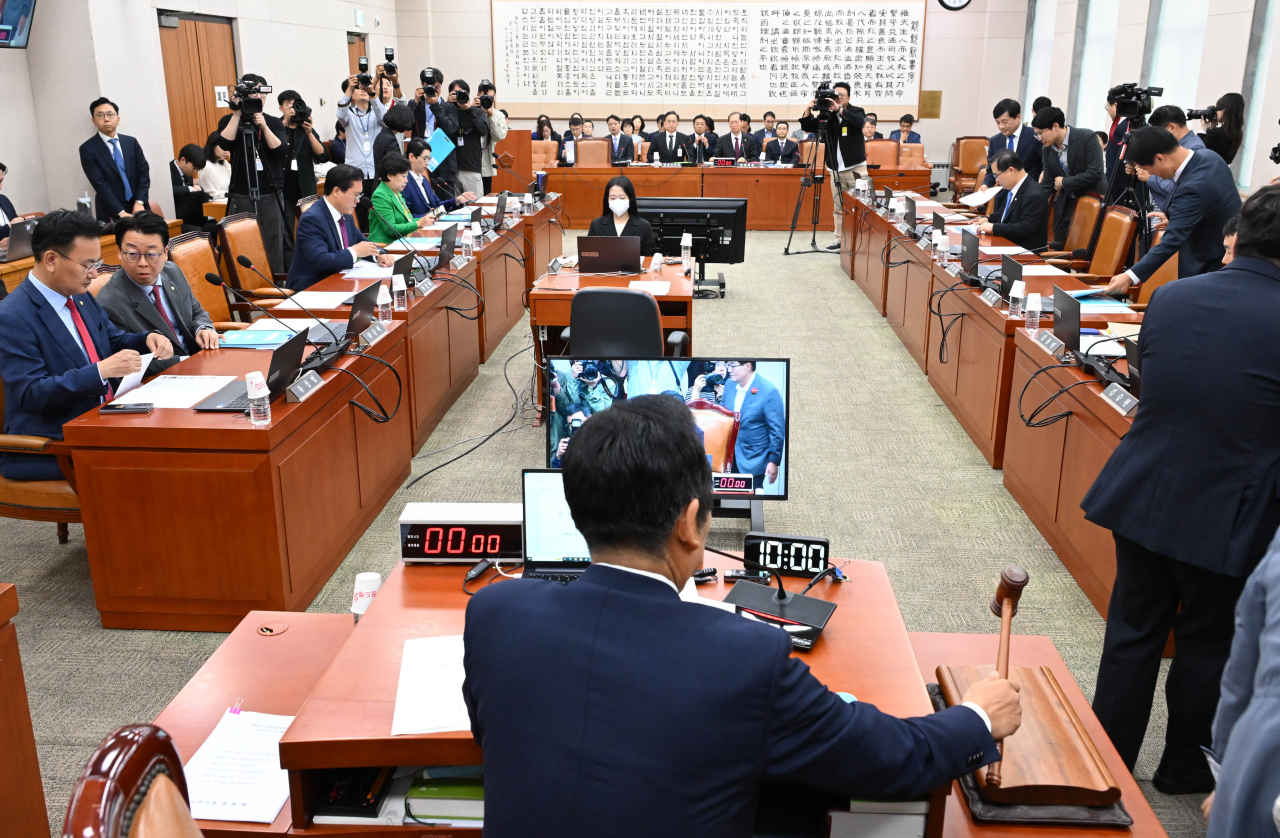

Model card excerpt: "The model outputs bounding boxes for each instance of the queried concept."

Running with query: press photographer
[551,404,591,469]
[413,67,458,191]
[277,89,328,267]
[338,65,388,229]
[565,360,622,413]
[1140,105,1207,212]
[477,81,508,195]
[1190,93,1245,165]
[216,74,289,273]
[798,81,867,251]
[445,79,490,198]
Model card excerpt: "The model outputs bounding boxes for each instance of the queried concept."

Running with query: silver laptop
[0,218,37,263]
[521,469,592,583]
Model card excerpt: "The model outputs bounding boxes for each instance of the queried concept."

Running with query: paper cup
[351,571,382,615]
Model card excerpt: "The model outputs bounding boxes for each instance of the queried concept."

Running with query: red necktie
[66,297,113,401]
[151,286,177,338]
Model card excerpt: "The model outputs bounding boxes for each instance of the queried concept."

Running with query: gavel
[986,564,1029,787]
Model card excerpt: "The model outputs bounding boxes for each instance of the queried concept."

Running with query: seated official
[329,120,347,165]
[0,210,173,481]
[463,395,1021,838]
[982,99,1043,188]
[1104,127,1242,295]
[1143,105,1210,212]
[369,153,437,245]
[0,161,20,250]
[171,143,216,234]
[286,164,395,291]
[975,150,1048,252]
[559,117,587,167]
[604,115,635,165]
[403,139,475,217]
[764,121,800,165]
[716,112,759,162]
[889,114,921,144]
[586,176,659,257]
[861,116,882,141]
[96,212,218,375]
[649,112,688,164]
[683,115,717,164]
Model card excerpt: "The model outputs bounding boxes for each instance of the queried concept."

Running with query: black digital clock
[743,531,830,578]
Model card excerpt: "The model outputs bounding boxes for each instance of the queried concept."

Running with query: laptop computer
[483,193,508,232]
[307,281,383,344]
[1052,284,1080,353]
[0,217,37,263]
[194,329,309,412]
[521,468,592,583]
[577,235,642,273]
[999,255,1022,299]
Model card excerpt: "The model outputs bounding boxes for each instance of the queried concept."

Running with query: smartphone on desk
[99,403,153,415]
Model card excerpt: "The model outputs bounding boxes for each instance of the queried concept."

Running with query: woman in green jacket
[368,152,435,245]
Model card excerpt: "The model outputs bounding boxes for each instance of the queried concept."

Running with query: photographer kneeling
[799,82,866,251]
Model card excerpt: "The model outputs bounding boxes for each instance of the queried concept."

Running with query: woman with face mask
[586,175,659,257]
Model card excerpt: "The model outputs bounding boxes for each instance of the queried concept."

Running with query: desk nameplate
[1034,330,1065,354]
[286,370,324,403]
[1100,383,1138,416]
[980,288,1002,308]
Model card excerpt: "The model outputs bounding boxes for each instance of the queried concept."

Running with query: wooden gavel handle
[986,597,1014,787]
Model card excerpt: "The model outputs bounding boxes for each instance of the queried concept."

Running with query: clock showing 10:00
[743,532,831,578]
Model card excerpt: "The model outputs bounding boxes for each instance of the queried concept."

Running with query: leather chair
[531,140,560,169]
[88,263,117,297]
[575,139,611,168]
[559,287,687,356]
[864,139,899,169]
[295,194,322,222]
[62,725,202,838]
[0,382,80,545]
[1128,228,1178,311]
[1043,193,1103,269]
[796,140,826,173]
[216,213,293,305]
[949,136,990,197]
[640,141,651,162]
[1049,207,1139,283]
[167,232,249,330]
[899,143,926,165]
[688,399,739,472]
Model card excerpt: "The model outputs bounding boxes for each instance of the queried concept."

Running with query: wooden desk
[514,196,564,295]
[909,633,1166,837]
[0,585,48,838]
[867,165,933,193]
[152,611,355,837]
[205,200,227,221]
[1,221,183,295]
[62,327,412,631]
[702,166,809,230]
[545,166,703,228]
[426,231,525,364]
[850,200,893,314]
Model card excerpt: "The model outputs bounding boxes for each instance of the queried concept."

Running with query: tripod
[1085,120,1153,260]
[237,114,290,235]
[783,127,830,255]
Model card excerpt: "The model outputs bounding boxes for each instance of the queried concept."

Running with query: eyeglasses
[120,250,165,264]
[53,251,105,275]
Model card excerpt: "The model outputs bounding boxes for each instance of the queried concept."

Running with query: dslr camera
[453,87,470,106]
[291,98,312,124]
[421,66,441,88]
[231,77,272,114]
[1108,83,1163,120]
[357,56,373,88]
[384,47,397,76]
[578,360,603,381]
[478,79,494,110]
[1186,105,1217,121]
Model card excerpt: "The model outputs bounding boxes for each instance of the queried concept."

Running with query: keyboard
[218,393,252,412]
[307,322,349,344]
[523,571,584,584]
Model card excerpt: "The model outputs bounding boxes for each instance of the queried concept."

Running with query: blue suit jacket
[78,133,151,223]
[463,565,997,838]
[286,199,367,291]
[723,373,785,477]
[983,125,1044,187]
[889,130,922,144]
[0,278,150,479]
[1146,131,1208,210]
[403,172,459,217]
[1128,149,1241,282]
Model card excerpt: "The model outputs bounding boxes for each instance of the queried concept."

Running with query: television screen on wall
[0,0,37,49]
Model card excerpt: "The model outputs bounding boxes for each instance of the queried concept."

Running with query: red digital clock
[399,503,524,564]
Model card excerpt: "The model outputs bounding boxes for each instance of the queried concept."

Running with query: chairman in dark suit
[1081,185,1280,793]
[648,112,689,163]
[79,97,151,223]
[1103,127,1242,297]
[982,99,1043,188]
[463,395,1021,838]
[976,150,1048,253]
[1031,107,1106,242]
[715,113,759,162]
[96,213,217,375]
[721,360,786,493]
[763,122,800,165]
[286,165,394,291]
[604,116,635,165]
[0,211,172,481]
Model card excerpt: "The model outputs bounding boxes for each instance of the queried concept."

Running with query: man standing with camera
[277,90,328,270]
[799,81,867,251]
[216,74,289,274]
[477,82,507,195]
[413,68,459,194]
[445,79,491,200]
[338,68,388,230]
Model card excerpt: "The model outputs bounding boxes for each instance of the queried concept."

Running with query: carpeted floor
[4,230,1206,836]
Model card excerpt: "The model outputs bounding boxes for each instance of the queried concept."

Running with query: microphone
[233,254,344,348]
[358,195,436,281]
[203,272,325,344]
[705,546,793,604]
[231,257,348,371]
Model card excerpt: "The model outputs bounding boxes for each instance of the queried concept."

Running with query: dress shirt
[1053,129,1070,173]
[0,202,9,229]
[138,277,206,354]
[325,198,363,261]
[172,160,201,192]
[663,131,679,153]
[1125,150,1195,285]
[733,371,755,413]
[999,173,1026,222]
[1003,130,1017,152]
[730,133,746,158]
[337,98,387,178]
[593,563,678,593]
[28,273,106,389]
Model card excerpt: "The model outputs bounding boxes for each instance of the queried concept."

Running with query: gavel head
[989,565,1030,618]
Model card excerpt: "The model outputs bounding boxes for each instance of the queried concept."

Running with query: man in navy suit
[715,113,759,162]
[975,150,1048,252]
[78,97,151,224]
[1082,184,1280,792]
[763,121,801,165]
[721,360,785,493]
[982,99,1043,188]
[0,210,172,481]
[1104,127,1242,296]
[604,115,635,165]
[888,114,922,144]
[403,139,475,217]
[463,395,1021,838]
[285,164,394,292]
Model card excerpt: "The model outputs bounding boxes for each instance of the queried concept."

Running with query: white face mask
[609,198,630,217]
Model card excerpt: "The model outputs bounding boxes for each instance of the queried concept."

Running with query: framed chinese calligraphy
[491,1,926,120]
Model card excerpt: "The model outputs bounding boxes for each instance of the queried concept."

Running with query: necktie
[735,137,741,158]
[1008,135,1015,151]
[1000,192,1013,223]
[668,134,673,153]
[110,138,132,202]
[66,298,113,401]
[338,216,350,247]
[150,286,178,342]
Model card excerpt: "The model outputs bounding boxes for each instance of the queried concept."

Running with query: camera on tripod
[232,77,272,115]
[1107,83,1163,121]
[1186,106,1217,121]
[384,47,397,75]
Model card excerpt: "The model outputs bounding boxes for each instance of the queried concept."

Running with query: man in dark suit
[1031,107,1107,242]
[684,115,716,165]
[763,121,801,165]
[463,394,1022,838]
[79,97,150,223]
[976,150,1048,252]
[1103,127,1242,296]
[982,99,1043,188]
[888,114,922,144]
[286,164,394,291]
[1081,184,1280,793]
[96,212,218,375]
[0,210,173,481]
[558,117,588,167]
[170,144,216,234]
[721,360,786,493]
[715,112,759,162]
[1104,94,1127,197]
[751,110,778,153]
[604,115,635,165]
[649,112,688,163]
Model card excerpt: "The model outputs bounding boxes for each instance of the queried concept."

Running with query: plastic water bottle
[377,282,394,321]
[1024,293,1042,336]
[245,370,271,426]
[460,226,474,259]
[1006,280,1026,319]
[391,275,408,312]
[650,253,662,274]
[935,233,949,264]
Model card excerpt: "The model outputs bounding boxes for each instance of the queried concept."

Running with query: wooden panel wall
[159,17,237,159]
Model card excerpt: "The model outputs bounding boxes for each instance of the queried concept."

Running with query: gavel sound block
[935,566,1121,807]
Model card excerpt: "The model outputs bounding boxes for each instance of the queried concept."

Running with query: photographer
[799,81,867,252]
[551,404,591,469]
[565,360,623,413]
[337,69,388,226]
[216,74,289,274]
[688,361,729,404]
[478,82,507,195]
[1141,106,1207,211]
[277,90,328,267]
[1197,93,1245,165]
[444,79,490,199]
[413,68,459,193]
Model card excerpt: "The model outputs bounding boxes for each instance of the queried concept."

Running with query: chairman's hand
[146,333,175,360]
[195,328,220,350]
[98,350,142,379]
[765,462,778,484]
[1103,273,1134,295]
[351,240,381,258]
[961,671,1022,741]
[376,253,396,268]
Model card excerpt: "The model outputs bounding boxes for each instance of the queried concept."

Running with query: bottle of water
[681,242,692,275]
[1024,293,1041,335]
[391,275,408,312]
[377,282,394,321]
[650,253,662,274]
[935,233,949,264]
[460,226,474,259]
[1006,280,1026,319]
[508,199,520,222]
[245,371,271,426]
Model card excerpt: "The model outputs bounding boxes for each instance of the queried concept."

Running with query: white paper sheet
[1081,333,1126,357]
[114,354,154,398]
[340,263,396,279]
[275,291,355,309]
[184,709,293,823]
[383,238,442,252]
[1020,264,1067,276]
[679,577,737,612]
[390,635,471,736]
[979,246,1029,255]
[958,186,1003,207]
[111,375,237,408]
[628,280,670,296]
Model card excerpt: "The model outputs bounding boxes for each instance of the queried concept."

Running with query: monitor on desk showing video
[635,197,747,264]
[546,357,791,500]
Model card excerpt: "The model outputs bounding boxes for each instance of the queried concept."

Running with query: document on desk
[628,280,670,296]
[679,578,736,612]
[112,375,237,408]
[114,354,154,398]
[383,238,442,252]
[276,291,358,309]
[958,186,1003,207]
[1105,322,1141,339]
[391,635,471,736]
[979,246,1029,255]
[184,709,293,823]
[341,263,396,280]
[1020,264,1068,276]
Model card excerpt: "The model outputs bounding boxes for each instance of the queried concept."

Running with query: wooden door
[348,33,368,76]
[159,15,236,158]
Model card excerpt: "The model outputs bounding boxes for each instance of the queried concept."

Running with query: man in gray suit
[96,212,218,375]
[1031,107,1107,242]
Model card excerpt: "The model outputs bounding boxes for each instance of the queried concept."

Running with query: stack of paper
[678,578,736,613]
[342,263,395,279]
[384,238,441,252]
[980,246,1029,255]
[1020,264,1067,276]
[276,291,356,310]
[958,186,1003,208]
[628,280,670,296]
[112,375,237,409]
[220,331,295,349]
[390,636,472,736]
[184,709,294,823]
[1105,322,1141,339]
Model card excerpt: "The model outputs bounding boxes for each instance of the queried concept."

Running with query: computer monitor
[576,235,642,273]
[345,281,381,339]
[546,357,791,500]
[1052,284,1081,352]
[960,228,980,275]
[882,187,893,209]
[635,197,747,265]
[933,212,945,235]
[521,469,591,568]
[1000,255,1022,299]
[903,196,916,230]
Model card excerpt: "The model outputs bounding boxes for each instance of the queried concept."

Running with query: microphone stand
[234,255,349,370]
[361,196,437,285]
[703,546,793,604]
[203,273,325,346]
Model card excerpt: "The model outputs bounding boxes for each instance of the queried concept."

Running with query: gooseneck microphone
[233,255,345,349]
[203,272,323,344]
[358,196,435,280]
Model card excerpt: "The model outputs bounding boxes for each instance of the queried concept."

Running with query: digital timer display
[743,533,831,578]
[713,473,755,495]
[401,523,523,561]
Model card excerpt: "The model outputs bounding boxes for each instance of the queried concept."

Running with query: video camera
[231,77,273,115]
[384,47,397,76]
[814,81,838,110]
[1108,83,1163,122]
[1186,106,1216,121]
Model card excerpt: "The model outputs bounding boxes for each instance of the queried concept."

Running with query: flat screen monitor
[546,357,791,500]
[960,229,980,274]
[903,196,916,230]
[635,197,746,264]
[0,0,37,48]
[933,212,945,235]
[1052,284,1081,352]
[1000,255,1022,299]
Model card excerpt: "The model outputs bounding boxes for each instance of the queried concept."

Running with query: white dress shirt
[172,160,201,192]
[28,273,106,391]
[0,202,9,229]
[997,173,1027,223]
[593,562,678,593]
[1124,150,1194,285]
[732,371,756,413]
[325,197,362,264]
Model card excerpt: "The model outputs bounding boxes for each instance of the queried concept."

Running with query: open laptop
[577,235,642,273]
[307,281,382,344]
[999,255,1022,299]
[961,229,1001,281]
[482,193,508,232]
[521,469,592,583]
[194,329,308,412]
[0,217,37,263]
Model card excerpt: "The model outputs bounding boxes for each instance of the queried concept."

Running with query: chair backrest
[148,200,164,217]
[640,140,651,161]
[1062,193,1102,252]
[688,399,740,473]
[566,288,664,356]
[864,139,898,168]
[899,143,926,165]
[1088,208,1139,276]
[531,140,559,169]
[217,213,273,292]
[796,139,826,173]
[296,194,322,221]
[168,232,234,322]
[62,725,195,838]
[1136,228,1179,304]
[956,137,990,174]
[88,264,117,297]
[576,139,611,168]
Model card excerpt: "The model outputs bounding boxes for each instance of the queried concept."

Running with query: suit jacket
[79,133,151,222]
[765,138,800,165]
[372,128,400,182]
[586,214,659,257]
[800,105,866,171]
[1040,127,1107,199]
[990,176,1048,252]
[463,564,997,838]
[1081,257,1280,577]
[402,171,459,216]
[170,161,211,226]
[716,133,759,161]
[683,133,716,164]
[0,277,150,479]
[0,193,17,240]
[983,125,1044,187]
[1146,131,1208,210]
[96,263,213,373]
[286,199,368,291]
[889,129,922,144]
[649,131,690,163]
[1128,150,1241,283]
[604,133,635,165]
[723,372,785,477]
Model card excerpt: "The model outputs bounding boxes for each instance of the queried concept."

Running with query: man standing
[1082,184,1280,794]
[170,144,215,234]
[277,90,328,239]
[975,151,1047,252]
[752,111,778,158]
[982,99,1042,188]
[286,165,394,291]
[478,82,508,195]
[446,80,491,199]
[605,116,635,165]
[216,75,290,273]
[649,112,688,164]
[1142,105,1210,211]
[799,82,867,251]
[79,97,150,224]
[714,113,758,163]
[338,72,389,228]
[1031,107,1107,243]
[721,360,785,493]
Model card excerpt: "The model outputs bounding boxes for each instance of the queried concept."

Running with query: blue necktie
[110,138,132,202]
[1008,135,1015,151]
[1001,192,1013,222]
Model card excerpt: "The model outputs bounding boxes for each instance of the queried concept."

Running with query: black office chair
[559,287,688,357]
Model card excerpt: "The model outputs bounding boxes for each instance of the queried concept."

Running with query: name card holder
[1101,382,1138,416]
[450,254,469,271]
[1034,330,1065,354]
[945,264,962,277]
[358,320,388,348]
[980,288,1002,307]
[414,278,436,297]
[483,230,500,243]
[286,370,325,403]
